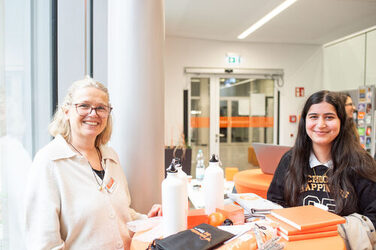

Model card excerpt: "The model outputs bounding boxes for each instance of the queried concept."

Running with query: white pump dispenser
[203,154,224,215]
[162,160,187,237]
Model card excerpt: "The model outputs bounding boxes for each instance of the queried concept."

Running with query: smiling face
[65,87,109,143]
[306,101,341,151]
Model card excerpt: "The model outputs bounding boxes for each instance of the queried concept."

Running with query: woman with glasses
[338,92,359,141]
[25,77,161,249]
[338,92,357,120]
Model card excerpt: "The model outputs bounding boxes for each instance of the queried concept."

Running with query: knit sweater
[25,135,146,250]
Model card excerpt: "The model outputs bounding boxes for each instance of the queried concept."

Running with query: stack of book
[267,205,346,241]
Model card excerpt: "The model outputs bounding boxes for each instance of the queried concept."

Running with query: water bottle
[203,154,224,215]
[162,160,187,237]
[196,150,205,181]
[174,158,188,218]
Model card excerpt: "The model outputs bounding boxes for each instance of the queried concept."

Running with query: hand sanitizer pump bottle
[162,160,187,237]
[203,154,224,215]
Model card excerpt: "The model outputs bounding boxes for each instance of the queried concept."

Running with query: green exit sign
[226,53,241,65]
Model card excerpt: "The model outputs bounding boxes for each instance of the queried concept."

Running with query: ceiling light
[238,0,297,39]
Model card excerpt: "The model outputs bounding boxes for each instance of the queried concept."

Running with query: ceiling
[165,0,376,45]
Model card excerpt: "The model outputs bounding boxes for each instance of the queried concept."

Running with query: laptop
[252,143,291,175]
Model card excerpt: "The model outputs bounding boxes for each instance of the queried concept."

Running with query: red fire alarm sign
[289,115,297,123]
[295,87,304,97]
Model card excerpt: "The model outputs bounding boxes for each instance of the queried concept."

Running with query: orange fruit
[208,212,226,227]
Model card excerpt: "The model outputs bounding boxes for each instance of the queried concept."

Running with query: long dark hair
[338,92,359,141]
[284,90,376,215]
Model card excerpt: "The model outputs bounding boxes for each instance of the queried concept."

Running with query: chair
[233,169,273,198]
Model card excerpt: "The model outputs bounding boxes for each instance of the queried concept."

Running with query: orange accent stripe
[191,117,210,128]
[191,117,273,128]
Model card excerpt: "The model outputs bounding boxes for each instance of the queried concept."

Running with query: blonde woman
[25,77,161,250]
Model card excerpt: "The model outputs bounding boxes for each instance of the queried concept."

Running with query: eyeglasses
[74,103,112,118]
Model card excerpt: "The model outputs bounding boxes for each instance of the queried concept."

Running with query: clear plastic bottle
[195,149,205,181]
[162,160,187,237]
[203,154,224,215]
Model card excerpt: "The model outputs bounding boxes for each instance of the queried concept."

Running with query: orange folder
[270,205,345,231]
[266,214,338,235]
[278,229,338,241]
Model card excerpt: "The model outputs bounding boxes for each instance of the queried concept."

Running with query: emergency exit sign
[226,53,241,65]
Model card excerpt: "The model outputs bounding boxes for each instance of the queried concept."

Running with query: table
[132,175,346,249]
[130,228,345,250]
[233,169,273,198]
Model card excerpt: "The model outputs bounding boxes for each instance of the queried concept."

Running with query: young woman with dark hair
[267,90,376,248]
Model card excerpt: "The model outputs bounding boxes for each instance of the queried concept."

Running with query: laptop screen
[252,143,291,175]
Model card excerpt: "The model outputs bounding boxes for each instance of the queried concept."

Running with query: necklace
[312,165,331,200]
[312,165,331,177]
[69,142,106,191]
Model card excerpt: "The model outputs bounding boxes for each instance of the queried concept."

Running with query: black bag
[148,223,234,250]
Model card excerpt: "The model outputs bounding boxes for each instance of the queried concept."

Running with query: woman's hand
[147,204,162,217]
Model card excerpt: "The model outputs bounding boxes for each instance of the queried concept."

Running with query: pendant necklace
[69,142,106,191]
[312,165,331,199]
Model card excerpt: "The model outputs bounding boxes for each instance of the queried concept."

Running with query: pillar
[108,0,164,213]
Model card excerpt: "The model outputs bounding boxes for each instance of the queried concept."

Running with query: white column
[108,0,165,213]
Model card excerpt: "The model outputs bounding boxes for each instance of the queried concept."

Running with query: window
[0,0,53,248]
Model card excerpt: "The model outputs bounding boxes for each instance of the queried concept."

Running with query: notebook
[266,214,338,235]
[278,230,338,241]
[252,143,291,175]
[270,205,346,231]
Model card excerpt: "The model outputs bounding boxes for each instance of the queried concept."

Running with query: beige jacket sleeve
[24,152,65,250]
[338,213,376,250]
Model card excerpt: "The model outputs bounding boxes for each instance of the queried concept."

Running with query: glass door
[219,78,275,171]
[188,75,276,174]
[189,77,211,178]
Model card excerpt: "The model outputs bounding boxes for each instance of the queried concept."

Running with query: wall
[323,27,376,90]
[57,1,324,147]
[164,36,324,146]
[366,29,376,85]
[323,35,365,90]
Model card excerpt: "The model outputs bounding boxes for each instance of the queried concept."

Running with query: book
[266,214,338,235]
[227,193,282,215]
[278,229,338,241]
[270,205,345,231]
